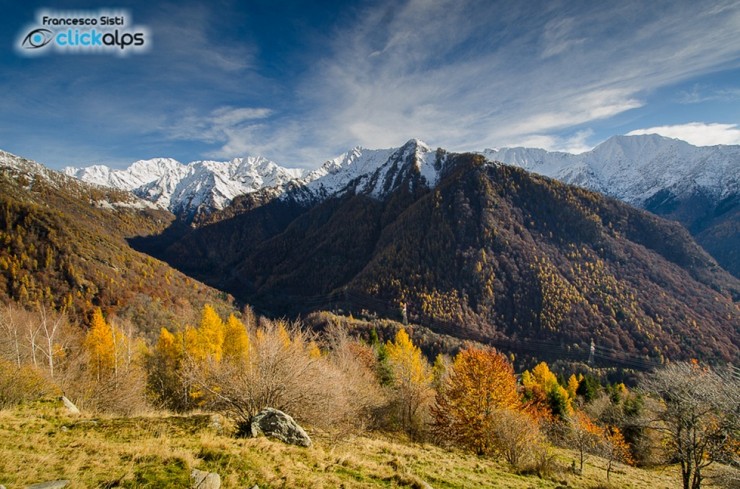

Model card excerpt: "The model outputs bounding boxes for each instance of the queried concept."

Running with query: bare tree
[0,303,25,367]
[640,362,739,489]
[36,305,68,379]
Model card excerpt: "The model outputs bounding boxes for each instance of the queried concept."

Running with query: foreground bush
[179,316,384,435]
[0,359,58,408]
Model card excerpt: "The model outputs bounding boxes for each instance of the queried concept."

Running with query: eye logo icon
[22,28,53,49]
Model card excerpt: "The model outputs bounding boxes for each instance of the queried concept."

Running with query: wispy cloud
[506,129,595,154]
[678,84,740,104]
[266,0,740,161]
[627,122,740,146]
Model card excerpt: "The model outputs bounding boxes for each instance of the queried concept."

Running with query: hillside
[0,150,233,332]
[0,400,693,489]
[148,144,739,363]
[483,135,740,277]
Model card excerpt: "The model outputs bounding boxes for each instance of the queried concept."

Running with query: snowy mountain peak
[484,134,740,204]
[65,155,304,217]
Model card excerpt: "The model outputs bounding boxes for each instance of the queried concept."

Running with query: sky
[1,0,739,170]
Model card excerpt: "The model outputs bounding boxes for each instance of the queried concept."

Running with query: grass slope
[0,400,692,489]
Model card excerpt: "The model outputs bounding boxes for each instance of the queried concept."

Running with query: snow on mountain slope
[65,156,304,216]
[1,150,159,210]
[288,139,442,204]
[63,134,737,221]
[482,134,740,205]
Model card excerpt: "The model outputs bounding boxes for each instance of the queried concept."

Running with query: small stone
[191,469,220,489]
[209,414,223,433]
[26,481,71,489]
[61,396,80,414]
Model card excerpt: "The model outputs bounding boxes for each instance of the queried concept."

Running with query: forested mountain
[64,135,739,277]
[143,141,739,363]
[0,150,233,332]
[483,135,740,277]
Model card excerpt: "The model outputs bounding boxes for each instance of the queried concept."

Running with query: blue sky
[1,0,739,170]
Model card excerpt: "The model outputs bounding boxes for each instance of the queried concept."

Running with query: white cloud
[504,129,595,154]
[627,123,740,146]
[259,0,740,167]
[164,106,273,156]
[540,17,586,59]
[678,85,740,104]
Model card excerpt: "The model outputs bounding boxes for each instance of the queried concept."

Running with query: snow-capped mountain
[64,156,304,216]
[287,139,443,204]
[482,134,739,206]
[1,149,159,211]
[483,135,739,277]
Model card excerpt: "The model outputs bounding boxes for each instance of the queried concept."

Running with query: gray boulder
[190,469,220,489]
[249,408,312,447]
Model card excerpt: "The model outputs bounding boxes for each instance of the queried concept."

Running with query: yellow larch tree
[521,361,573,419]
[222,314,250,365]
[198,304,225,363]
[385,328,433,434]
[84,308,115,381]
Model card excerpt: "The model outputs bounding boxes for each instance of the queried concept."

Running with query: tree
[385,328,433,434]
[195,304,225,363]
[569,410,602,473]
[222,314,249,365]
[640,362,739,489]
[432,346,521,455]
[84,308,115,381]
[599,425,633,481]
[521,361,573,419]
[147,327,188,411]
[36,305,68,379]
[491,407,545,469]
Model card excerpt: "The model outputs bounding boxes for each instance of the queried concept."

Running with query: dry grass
[0,398,723,488]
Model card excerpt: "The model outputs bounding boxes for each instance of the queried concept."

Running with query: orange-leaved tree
[432,346,521,455]
[601,426,633,480]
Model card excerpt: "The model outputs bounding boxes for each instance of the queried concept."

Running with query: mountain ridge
[64,156,304,218]
[147,146,739,363]
[57,134,740,277]
[0,149,234,333]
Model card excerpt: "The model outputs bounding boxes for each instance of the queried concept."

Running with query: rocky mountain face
[141,141,739,364]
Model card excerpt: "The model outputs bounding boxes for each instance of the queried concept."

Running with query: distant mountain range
[4,141,739,363]
[64,135,739,276]
[64,156,303,218]
[140,139,739,364]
